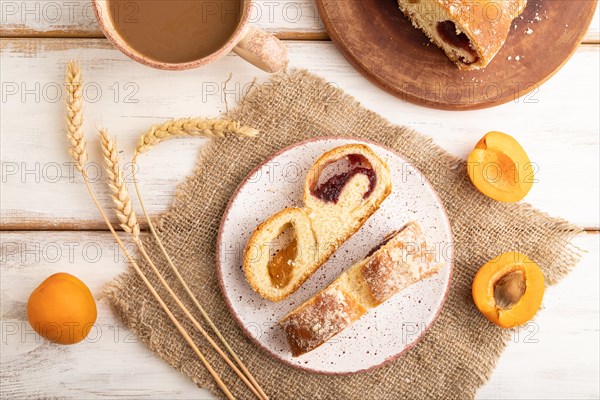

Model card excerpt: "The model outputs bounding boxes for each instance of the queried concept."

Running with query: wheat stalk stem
[65,62,234,400]
[100,130,264,400]
[130,122,268,400]
[83,180,235,400]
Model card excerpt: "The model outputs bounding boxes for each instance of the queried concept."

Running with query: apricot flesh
[467,132,533,202]
[27,272,97,345]
[472,252,545,328]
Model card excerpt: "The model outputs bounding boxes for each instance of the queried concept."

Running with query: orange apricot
[467,131,534,202]
[472,252,545,328]
[27,272,97,345]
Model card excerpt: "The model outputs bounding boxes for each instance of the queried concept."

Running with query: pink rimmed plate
[217,137,453,374]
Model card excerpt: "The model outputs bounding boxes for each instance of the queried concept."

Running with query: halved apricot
[472,252,545,328]
[467,132,534,202]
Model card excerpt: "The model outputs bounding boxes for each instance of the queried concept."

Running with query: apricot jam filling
[436,20,479,64]
[267,223,298,288]
[311,154,377,204]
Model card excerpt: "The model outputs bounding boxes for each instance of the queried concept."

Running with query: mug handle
[233,27,288,73]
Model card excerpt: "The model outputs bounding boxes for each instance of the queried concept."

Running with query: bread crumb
[515,55,522,61]
[507,56,512,61]
[526,28,533,35]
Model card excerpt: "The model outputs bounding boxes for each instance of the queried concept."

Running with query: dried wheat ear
[65,60,265,400]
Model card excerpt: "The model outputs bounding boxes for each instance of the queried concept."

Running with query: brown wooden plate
[316,0,597,110]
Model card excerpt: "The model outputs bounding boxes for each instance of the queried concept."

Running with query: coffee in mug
[94,0,288,72]
[106,0,242,64]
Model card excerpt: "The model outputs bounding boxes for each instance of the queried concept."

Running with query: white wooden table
[1,1,598,399]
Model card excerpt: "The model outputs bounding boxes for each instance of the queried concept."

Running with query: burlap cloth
[105,70,583,399]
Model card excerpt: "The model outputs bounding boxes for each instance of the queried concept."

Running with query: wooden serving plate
[316,0,597,110]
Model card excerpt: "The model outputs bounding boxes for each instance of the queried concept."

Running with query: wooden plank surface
[1,39,599,230]
[0,0,597,42]
[1,2,599,399]
[1,231,598,399]
[0,0,328,39]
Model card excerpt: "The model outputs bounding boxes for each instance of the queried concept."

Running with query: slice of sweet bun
[279,222,444,357]
[397,0,527,69]
[243,144,392,302]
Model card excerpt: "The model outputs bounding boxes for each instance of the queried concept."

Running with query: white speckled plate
[217,137,453,374]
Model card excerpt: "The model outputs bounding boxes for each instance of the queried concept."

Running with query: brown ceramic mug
[92,0,288,73]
